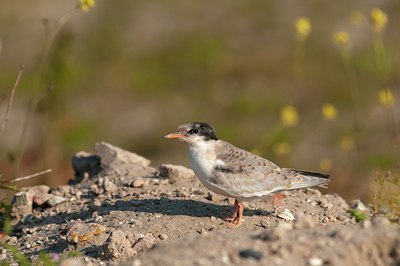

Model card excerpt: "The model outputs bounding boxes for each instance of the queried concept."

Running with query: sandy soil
[2,142,399,265]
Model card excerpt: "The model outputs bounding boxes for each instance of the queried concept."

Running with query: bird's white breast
[188,141,216,181]
[188,141,227,193]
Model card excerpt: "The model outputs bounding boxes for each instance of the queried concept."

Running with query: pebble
[239,249,263,260]
[318,199,333,209]
[103,180,118,193]
[131,177,146,188]
[350,199,368,212]
[277,209,295,221]
[47,196,67,207]
[308,257,323,266]
[158,234,169,240]
[197,229,208,235]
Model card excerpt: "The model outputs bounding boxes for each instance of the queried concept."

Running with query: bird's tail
[285,169,331,190]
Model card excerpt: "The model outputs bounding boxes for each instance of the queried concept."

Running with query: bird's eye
[191,129,199,134]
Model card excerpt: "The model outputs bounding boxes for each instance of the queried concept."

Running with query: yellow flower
[294,17,312,42]
[340,136,354,151]
[319,158,333,171]
[379,89,395,107]
[273,142,292,156]
[371,8,388,33]
[332,31,350,47]
[322,103,338,120]
[349,11,366,27]
[78,0,96,12]
[280,105,299,127]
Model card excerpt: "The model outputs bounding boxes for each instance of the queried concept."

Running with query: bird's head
[163,122,218,144]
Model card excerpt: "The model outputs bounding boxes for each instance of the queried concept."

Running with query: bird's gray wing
[207,141,330,198]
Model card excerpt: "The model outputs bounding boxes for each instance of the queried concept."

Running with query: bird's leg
[227,201,244,226]
[225,199,239,222]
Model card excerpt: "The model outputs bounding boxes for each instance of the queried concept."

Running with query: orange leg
[225,199,239,222]
[225,199,244,226]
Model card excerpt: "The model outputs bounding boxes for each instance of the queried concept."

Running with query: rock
[239,249,263,260]
[158,234,168,240]
[133,234,156,253]
[308,257,323,266]
[318,198,333,209]
[94,142,151,169]
[350,199,368,212]
[277,209,295,221]
[71,151,101,181]
[11,191,34,220]
[103,180,118,193]
[104,230,138,260]
[66,220,107,245]
[158,164,196,183]
[47,196,66,207]
[30,185,53,206]
[131,177,147,188]
[256,230,279,241]
[90,184,102,195]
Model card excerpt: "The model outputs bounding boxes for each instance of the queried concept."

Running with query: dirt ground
[2,142,399,265]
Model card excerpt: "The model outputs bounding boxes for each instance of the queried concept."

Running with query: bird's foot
[227,219,241,227]
[224,215,237,222]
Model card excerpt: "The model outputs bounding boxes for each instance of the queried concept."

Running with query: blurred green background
[0,0,399,201]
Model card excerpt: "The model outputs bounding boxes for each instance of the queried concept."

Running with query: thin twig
[9,169,52,183]
[0,65,24,138]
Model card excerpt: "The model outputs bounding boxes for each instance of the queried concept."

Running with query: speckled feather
[206,140,330,201]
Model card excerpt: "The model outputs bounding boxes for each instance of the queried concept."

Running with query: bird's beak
[163,132,185,139]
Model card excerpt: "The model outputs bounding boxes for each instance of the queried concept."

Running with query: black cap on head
[179,122,218,141]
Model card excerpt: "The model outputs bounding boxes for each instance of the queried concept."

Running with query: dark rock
[71,151,101,182]
[239,249,263,260]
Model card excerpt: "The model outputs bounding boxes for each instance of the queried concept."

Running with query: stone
[103,180,118,193]
[239,249,263,260]
[104,230,138,260]
[71,151,101,181]
[47,196,67,207]
[277,209,295,221]
[30,185,52,206]
[131,177,147,188]
[308,257,323,266]
[94,142,151,169]
[133,234,156,253]
[67,220,107,245]
[11,191,34,220]
[350,199,368,212]
[158,234,168,240]
[158,164,196,184]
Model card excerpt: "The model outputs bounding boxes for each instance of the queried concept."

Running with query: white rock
[308,257,323,266]
[277,209,295,221]
[47,196,67,206]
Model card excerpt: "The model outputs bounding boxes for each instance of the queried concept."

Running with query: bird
[163,122,330,226]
